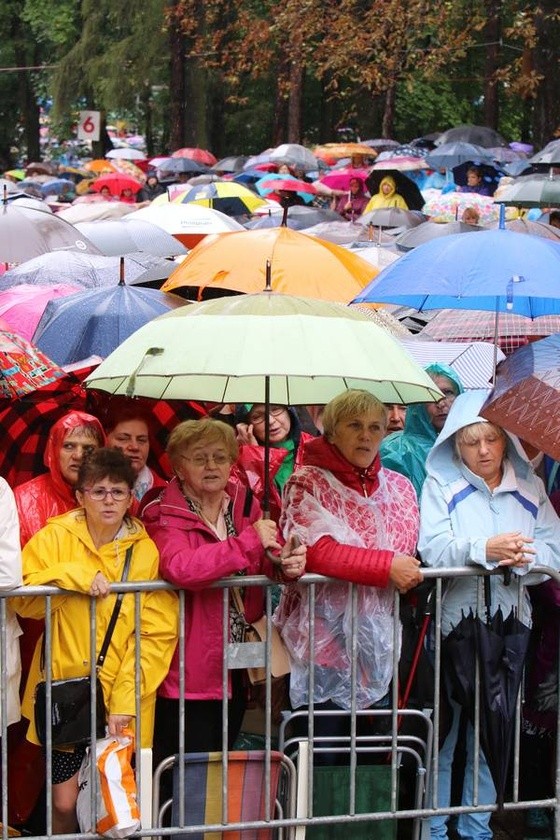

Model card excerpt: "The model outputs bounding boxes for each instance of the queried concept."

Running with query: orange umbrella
[84,159,117,174]
[314,142,377,163]
[161,227,378,302]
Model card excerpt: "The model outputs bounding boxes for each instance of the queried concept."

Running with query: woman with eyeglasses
[15,448,178,834]
[233,403,315,522]
[141,418,306,761]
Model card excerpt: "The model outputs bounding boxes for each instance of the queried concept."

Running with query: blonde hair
[323,390,387,440]
[454,421,506,459]
[167,418,238,470]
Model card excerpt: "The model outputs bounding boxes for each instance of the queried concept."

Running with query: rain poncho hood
[364,175,409,211]
[419,388,560,636]
[14,410,105,546]
[380,363,463,497]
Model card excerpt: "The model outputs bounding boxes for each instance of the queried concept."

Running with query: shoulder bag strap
[96,545,133,669]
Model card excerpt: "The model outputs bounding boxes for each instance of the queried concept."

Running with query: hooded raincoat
[380,363,464,499]
[14,411,105,547]
[364,176,409,211]
[14,510,178,747]
[418,389,560,637]
[0,478,23,727]
[277,436,418,710]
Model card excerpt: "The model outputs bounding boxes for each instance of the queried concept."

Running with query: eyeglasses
[249,406,287,424]
[82,487,131,501]
[181,453,230,467]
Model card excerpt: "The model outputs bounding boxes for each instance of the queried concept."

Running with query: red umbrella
[0,330,66,399]
[91,173,143,197]
[258,177,317,195]
[171,147,218,166]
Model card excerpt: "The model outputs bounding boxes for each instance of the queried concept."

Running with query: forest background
[1,0,559,165]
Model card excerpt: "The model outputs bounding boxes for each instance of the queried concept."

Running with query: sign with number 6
[77,110,101,142]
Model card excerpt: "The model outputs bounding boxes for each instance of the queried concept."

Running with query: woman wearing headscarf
[380,363,463,499]
[333,177,369,220]
[364,175,409,211]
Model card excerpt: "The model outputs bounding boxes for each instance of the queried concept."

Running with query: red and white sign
[77,110,101,142]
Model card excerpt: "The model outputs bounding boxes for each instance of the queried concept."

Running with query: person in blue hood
[380,363,464,498]
[418,389,560,840]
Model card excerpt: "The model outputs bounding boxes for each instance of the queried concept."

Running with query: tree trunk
[382,85,396,138]
[287,40,304,143]
[168,2,186,150]
[530,2,560,147]
[483,0,502,128]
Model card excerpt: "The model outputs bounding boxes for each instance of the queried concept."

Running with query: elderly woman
[418,390,560,840]
[276,390,422,745]
[141,418,306,761]
[234,403,314,522]
[15,448,178,834]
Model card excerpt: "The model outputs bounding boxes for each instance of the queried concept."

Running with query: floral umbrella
[0,330,66,399]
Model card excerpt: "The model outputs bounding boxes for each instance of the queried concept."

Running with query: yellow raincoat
[364,175,409,211]
[15,509,178,747]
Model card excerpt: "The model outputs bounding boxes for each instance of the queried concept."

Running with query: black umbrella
[365,169,425,211]
[435,124,509,149]
[158,158,208,175]
[210,155,249,173]
[443,601,530,806]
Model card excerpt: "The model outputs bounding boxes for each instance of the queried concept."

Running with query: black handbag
[34,546,133,748]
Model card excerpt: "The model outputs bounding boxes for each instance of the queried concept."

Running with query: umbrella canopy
[210,156,249,173]
[0,284,79,340]
[435,125,509,148]
[171,147,217,166]
[105,148,146,161]
[529,142,560,166]
[318,169,371,191]
[2,251,171,289]
[422,191,502,224]
[56,202,136,224]
[125,204,244,248]
[0,203,101,264]
[425,143,495,170]
[84,292,443,405]
[33,282,187,365]
[313,143,376,163]
[161,227,378,302]
[254,173,315,204]
[494,173,560,208]
[394,220,485,251]
[481,335,560,459]
[158,157,209,176]
[172,182,266,215]
[91,173,143,197]
[484,218,560,241]
[268,143,319,172]
[0,330,66,398]
[353,229,560,317]
[370,156,427,172]
[360,207,425,229]
[75,219,188,257]
[84,159,117,175]
[365,170,425,211]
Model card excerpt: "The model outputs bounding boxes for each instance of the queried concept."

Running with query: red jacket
[14,411,105,547]
[142,477,281,700]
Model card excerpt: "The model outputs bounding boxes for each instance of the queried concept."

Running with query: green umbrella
[84,292,443,406]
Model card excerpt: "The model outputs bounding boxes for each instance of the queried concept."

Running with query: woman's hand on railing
[279,537,306,579]
[389,554,423,594]
[89,571,111,598]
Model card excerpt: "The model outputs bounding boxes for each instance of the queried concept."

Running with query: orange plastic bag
[76,730,140,838]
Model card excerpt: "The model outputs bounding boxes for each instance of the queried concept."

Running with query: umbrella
[105,148,146,161]
[74,219,188,257]
[394,221,485,251]
[452,161,502,193]
[254,173,315,204]
[125,204,244,248]
[210,156,249,173]
[158,158,209,176]
[84,159,117,175]
[317,169,371,191]
[435,125,509,148]
[0,203,101,264]
[313,143,376,163]
[0,284,79,340]
[422,191,504,224]
[529,143,560,166]
[172,182,266,216]
[0,330,66,398]
[84,291,443,406]
[370,156,427,172]
[425,143,495,170]
[244,214,311,231]
[161,227,379,302]
[91,173,143,197]
[480,335,560,460]
[364,170,425,211]
[353,229,560,317]
[484,218,560,241]
[56,202,136,224]
[359,207,425,229]
[171,147,217,166]
[33,279,187,365]
[494,174,560,208]
[39,178,75,197]
[268,143,319,172]
[2,251,172,289]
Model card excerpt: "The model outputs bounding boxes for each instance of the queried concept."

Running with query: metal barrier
[2,565,560,840]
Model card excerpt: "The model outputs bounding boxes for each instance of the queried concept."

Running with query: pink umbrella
[318,169,371,191]
[0,284,79,339]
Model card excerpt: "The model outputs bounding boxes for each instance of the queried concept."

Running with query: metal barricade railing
[2,565,560,840]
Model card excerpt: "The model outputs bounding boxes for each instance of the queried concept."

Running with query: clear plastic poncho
[276,465,419,710]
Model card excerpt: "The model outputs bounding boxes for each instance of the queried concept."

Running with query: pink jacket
[142,477,280,700]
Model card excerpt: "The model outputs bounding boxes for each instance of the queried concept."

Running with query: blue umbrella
[254,173,314,204]
[425,142,495,170]
[32,279,187,365]
[352,229,560,318]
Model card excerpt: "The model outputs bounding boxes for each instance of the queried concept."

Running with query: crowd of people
[0,374,560,840]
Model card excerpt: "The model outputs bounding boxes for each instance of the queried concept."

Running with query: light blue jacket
[418,390,560,636]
